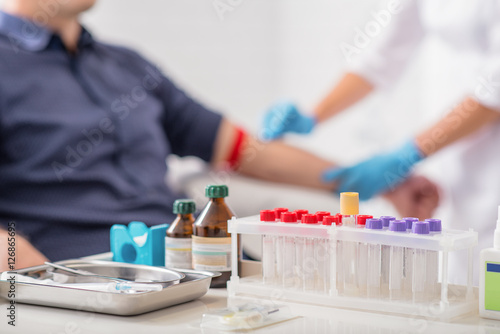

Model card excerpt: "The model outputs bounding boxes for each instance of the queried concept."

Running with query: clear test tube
[323,215,339,294]
[274,208,288,286]
[281,212,298,288]
[340,192,359,297]
[412,221,430,303]
[334,213,344,295]
[425,218,442,299]
[380,216,395,297]
[301,214,318,291]
[366,218,383,298]
[356,215,373,297]
[388,220,406,300]
[260,210,277,285]
[402,217,418,298]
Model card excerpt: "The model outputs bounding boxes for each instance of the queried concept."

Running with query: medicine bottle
[165,199,195,269]
[192,185,236,288]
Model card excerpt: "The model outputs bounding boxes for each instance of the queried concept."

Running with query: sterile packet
[200,303,297,332]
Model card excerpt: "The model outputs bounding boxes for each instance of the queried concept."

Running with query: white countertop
[2,287,500,334]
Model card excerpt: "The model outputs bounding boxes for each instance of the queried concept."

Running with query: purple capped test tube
[425,218,442,298]
[366,218,383,298]
[412,221,430,303]
[389,220,407,300]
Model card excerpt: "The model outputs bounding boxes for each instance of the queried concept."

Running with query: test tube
[340,192,359,297]
[334,214,345,295]
[323,215,339,294]
[380,216,395,297]
[412,221,430,303]
[425,218,442,299]
[388,220,406,300]
[274,208,288,286]
[356,215,373,297]
[302,214,318,291]
[366,218,383,298]
[282,212,298,288]
[402,217,418,298]
[295,213,315,290]
[261,210,277,285]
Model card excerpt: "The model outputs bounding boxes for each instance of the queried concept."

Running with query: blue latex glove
[261,101,316,140]
[323,141,425,201]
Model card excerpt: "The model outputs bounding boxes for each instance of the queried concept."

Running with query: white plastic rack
[227,215,478,320]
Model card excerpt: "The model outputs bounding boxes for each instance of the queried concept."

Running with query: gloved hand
[322,140,425,201]
[261,101,316,140]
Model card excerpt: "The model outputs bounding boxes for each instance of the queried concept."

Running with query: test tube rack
[227,215,478,321]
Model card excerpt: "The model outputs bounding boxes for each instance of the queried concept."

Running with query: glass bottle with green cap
[165,199,196,269]
[192,184,236,288]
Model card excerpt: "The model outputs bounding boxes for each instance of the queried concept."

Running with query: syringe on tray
[227,192,478,318]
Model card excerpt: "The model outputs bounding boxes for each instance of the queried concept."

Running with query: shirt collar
[0,11,93,52]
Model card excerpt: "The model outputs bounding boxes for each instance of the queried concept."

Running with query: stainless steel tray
[0,260,218,316]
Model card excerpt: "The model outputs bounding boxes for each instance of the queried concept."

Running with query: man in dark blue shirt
[0,0,439,269]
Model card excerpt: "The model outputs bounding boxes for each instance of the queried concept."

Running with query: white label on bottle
[165,236,192,269]
[192,236,231,271]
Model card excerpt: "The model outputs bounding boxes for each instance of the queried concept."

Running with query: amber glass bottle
[165,199,195,269]
[192,185,235,288]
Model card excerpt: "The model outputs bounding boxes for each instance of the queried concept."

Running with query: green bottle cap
[205,185,228,198]
[173,199,196,214]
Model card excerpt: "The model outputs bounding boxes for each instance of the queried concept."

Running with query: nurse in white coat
[262,0,500,284]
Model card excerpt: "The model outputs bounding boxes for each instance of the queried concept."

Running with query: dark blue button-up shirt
[0,12,222,260]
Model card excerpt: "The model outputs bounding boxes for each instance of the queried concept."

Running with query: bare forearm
[416,97,500,156]
[0,228,48,271]
[237,136,336,191]
[314,72,374,122]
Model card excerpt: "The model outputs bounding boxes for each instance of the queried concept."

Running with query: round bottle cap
[274,207,288,220]
[402,217,419,230]
[412,221,430,234]
[301,214,318,224]
[323,215,340,226]
[260,210,276,222]
[366,218,383,230]
[294,209,309,220]
[425,218,442,232]
[389,220,406,232]
[340,192,359,215]
[380,216,395,227]
[173,199,196,214]
[205,184,228,198]
[281,212,298,223]
[357,215,373,226]
[315,211,331,222]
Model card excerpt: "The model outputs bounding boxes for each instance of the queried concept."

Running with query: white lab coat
[351,0,500,285]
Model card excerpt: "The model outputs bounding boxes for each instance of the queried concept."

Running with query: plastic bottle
[165,199,196,269]
[260,210,276,285]
[192,185,235,288]
[480,206,500,319]
[412,221,430,303]
[389,220,406,300]
[366,218,383,298]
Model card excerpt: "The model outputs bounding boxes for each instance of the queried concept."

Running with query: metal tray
[0,260,218,316]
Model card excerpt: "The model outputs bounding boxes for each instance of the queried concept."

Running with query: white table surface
[2,287,500,334]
